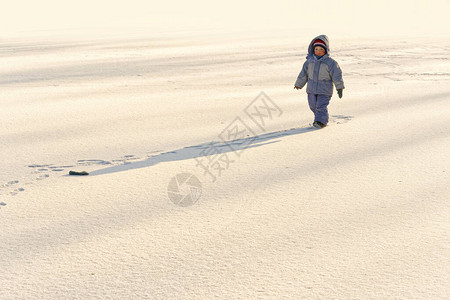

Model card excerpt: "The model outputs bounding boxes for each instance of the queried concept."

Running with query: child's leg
[314,95,331,125]
[307,93,318,115]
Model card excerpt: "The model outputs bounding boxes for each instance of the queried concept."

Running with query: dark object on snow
[337,89,343,99]
[69,171,89,176]
[313,121,326,129]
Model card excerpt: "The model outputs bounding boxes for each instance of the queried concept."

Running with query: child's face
[314,46,326,56]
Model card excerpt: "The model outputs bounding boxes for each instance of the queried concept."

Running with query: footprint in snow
[3,180,19,187]
[36,174,50,181]
[10,188,25,196]
[0,179,25,199]
[77,159,112,166]
[28,164,51,168]
[331,115,353,124]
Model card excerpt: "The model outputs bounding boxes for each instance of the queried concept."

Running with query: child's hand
[337,89,343,98]
[294,86,301,90]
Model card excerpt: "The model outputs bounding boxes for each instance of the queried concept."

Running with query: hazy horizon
[1,0,449,38]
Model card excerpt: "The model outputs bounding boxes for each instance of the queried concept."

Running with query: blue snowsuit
[295,35,345,125]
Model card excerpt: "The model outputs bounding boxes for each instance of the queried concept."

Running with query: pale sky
[1,0,449,37]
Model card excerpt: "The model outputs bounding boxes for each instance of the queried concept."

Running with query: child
[294,35,345,128]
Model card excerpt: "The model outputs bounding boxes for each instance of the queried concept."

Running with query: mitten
[337,89,343,99]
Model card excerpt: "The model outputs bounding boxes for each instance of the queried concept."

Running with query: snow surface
[0,29,449,298]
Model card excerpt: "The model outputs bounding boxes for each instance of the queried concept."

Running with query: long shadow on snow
[89,125,318,176]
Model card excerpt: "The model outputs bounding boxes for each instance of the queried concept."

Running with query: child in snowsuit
[294,35,345,128]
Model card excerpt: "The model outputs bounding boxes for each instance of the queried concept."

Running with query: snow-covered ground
[0,29,449,298]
